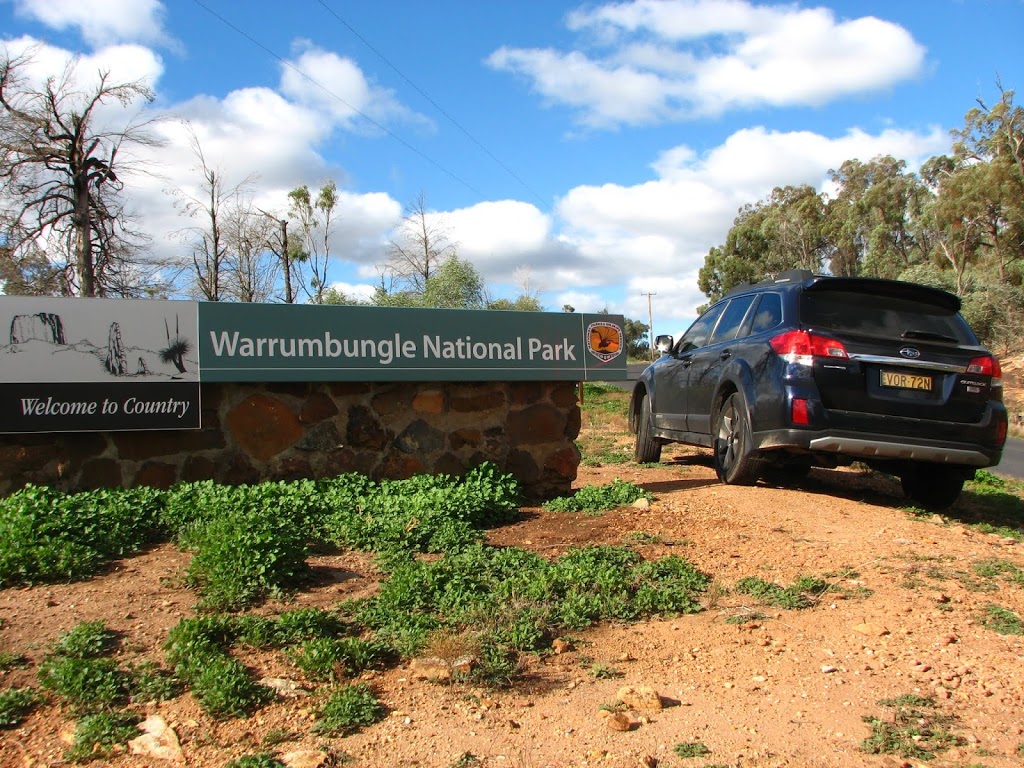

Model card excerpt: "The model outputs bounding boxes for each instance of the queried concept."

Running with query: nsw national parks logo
[586,321,623,362]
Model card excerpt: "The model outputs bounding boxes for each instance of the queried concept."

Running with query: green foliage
[971,559,1024,586]
[674,740,712,759]
[65,712,141,763]
[734,575,828,609]
[543,479,652,513]
[129,661,181,703]
[37,656,129,713]
[224,756,287,768]
[352,544,709,665]
[861,695,963,759]
[189,656,274,720]
[981,604,1024,635]
[320,463,520,557]
[52,620,118,659]
[0,687,39,728]
[1,465,520,596]
[288,637,390,682]
[0,484,165,586]
[0,650,28,670]
[313,683,386,737]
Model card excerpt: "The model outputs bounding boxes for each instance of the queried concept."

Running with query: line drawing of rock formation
[9,312,65,345]
[104,322,128,376]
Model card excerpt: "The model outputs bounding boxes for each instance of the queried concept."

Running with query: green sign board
[199,303,627,382]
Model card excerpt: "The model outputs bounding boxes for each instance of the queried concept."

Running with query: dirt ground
[2,446,1024,768]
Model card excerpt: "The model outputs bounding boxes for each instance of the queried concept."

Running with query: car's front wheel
[900,464,968,510]
[713,392,760,485]
[634,393,662,464]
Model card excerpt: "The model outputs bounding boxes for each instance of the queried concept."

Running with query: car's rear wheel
[713,392,760,485]
[634,393,662,464]
[900,464,967,510]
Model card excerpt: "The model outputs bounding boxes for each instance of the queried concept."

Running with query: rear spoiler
[804,277,961,312]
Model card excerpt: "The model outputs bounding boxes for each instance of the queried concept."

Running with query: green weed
[674,740,711,758]
[128,661,181,703]
[52,620,118,659]
[224,756,287,768]
[972,559,1024,586]
[590,663,623,679]
[543,479,652,513]
[65,712,141,763]
[981,604,1024,635]
[0,485,165,587]
[288,637,390,682]
[861,695,963,759]
[734,575,828,609]
[37,656,129,713]
[313,683,386,737]
[0,687,39,727]
[0,650,28,670]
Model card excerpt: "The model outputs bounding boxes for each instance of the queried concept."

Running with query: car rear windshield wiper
[901,330,958,343]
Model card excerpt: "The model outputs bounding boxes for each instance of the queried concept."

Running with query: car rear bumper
[751,427,1003,468]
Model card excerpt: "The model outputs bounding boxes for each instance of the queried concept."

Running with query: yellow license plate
[880,371,932,390]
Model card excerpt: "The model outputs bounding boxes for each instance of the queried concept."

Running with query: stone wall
[0,380,582,500]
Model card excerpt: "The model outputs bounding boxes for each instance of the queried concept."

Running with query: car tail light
[996,417,1007,446]
[769,330,848,365]
[791,398,809,425]
[967,355,1002,386]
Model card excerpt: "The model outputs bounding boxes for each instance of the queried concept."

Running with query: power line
[315,0,550,212]
[189,0,489,202]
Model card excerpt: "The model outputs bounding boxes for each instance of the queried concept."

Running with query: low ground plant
[313,683,386,737]
[674,740,712,759]
[861,695,963,760]
[224,756,287,768]
[980,604,1024,635]
[734,575,829,609]
[65,712,141,763]
[0,687,39,727]
[543,479,652,513]
[0,485,165,586]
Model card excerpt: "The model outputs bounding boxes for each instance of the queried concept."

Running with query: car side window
[750,293,783,334]
[708,295,756,345]
[677,303,726,353]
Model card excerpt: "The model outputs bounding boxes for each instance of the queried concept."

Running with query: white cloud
[279,43,431,133]
[327,281,377,302]
[489,0,927,127]
[14,0,170,48]
[551,124,948,323]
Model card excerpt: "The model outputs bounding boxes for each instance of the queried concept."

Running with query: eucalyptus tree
[698,185,827,301]
[288,181,338,304]
[0,47,161,297]
[826,156,929,279]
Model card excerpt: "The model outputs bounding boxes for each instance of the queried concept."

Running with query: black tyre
[634,393,662,464]
[713,392,760,485]
[900,464,966,510]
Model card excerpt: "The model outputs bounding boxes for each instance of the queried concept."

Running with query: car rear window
[800,289,977,344]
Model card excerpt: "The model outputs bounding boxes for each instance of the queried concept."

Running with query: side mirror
[655,335,674,354]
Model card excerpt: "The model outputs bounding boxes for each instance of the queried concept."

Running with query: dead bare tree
[171,123,257,301]
[384,191,457,293]
[0,46,162,297]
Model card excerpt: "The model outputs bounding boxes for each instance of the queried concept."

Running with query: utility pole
[641,291,656,361]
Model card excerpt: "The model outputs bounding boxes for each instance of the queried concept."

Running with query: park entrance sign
[0,297,626,434]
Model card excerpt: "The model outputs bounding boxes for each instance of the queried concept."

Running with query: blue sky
[2,0,1023,334]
